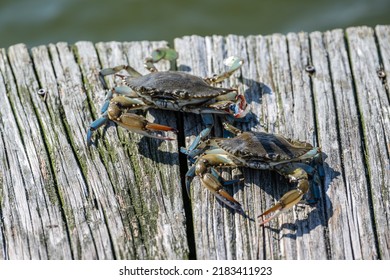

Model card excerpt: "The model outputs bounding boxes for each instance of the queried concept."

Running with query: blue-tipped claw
[87,115,108,146]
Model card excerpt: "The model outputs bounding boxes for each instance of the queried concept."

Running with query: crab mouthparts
[232,94,250,118]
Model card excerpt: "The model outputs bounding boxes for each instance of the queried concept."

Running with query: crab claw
[145,47,178,72]
[224,56,244,72]
[258,180,308,225]
[193,156,247,215]
[231,93,250,118]
[151,47,178,62]
[115,112,177,140]
[201,173,246,215]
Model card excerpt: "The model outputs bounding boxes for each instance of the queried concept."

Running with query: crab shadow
[136,109,180,166]
[136,137,180,166]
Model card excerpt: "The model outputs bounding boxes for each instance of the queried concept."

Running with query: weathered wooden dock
[0,25,389,260]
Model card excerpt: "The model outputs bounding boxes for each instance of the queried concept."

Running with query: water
[1,0,389,48]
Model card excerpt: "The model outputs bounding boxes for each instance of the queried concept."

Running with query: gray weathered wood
[310,29,377,259]
[0,41,188,260]
[346,26,390,259]
[0,25,389,260]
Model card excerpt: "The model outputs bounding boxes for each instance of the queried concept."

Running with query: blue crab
[185,123,321,224]
[87,48,249,146]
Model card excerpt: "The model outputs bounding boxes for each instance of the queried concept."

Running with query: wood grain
[0,25,389,260]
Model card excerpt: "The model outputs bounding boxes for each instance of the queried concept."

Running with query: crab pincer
[258,179,309,225]
[115,112,177,140]
[87,95,177,145]
[195,156,246,214]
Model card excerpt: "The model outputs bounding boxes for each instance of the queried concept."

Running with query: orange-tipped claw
[216,188,242,208]
[258,202,284,225]
[145,123,178,133]
[144,123,177,140]
[258,188,305,225]
[201,173,246,215]
[115,112,177,140]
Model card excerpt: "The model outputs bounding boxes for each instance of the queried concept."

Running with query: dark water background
[1,0,389,48]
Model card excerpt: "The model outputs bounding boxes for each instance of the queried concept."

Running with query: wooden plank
[260,32,327,259]
[310,29,377,259]
[0,45,73,259]
[283,32,327,259]
[175,35,235,260]
[33,42,123,259]
[346,26,390,259]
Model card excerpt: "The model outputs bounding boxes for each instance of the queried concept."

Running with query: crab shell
[124,71,247,115]
[210,131,315,167]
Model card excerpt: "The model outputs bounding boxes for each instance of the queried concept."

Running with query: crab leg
[100,85,137,115]
[87,94,177,145]
[144,47,178,72]
[233,93,250,118]
[113,112,177,140]
[210,168,242,186]
[180,113,214,158]
[108,95,176,139]
[192,154,247,215]
[99,65,142,89]
[87,111,176,144]
[87,112,109,146]
[204,56,244,84]
[185,165,196,197]
[201,173,245,214]
[258,166,310,225]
